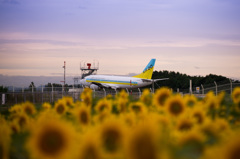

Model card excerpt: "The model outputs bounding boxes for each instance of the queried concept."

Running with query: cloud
[2,0,20,5]
[78,6,87,10]
[194,66,200,69]
[0,74,76,87]
[0,39,82,46]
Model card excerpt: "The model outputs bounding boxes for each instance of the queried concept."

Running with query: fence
[0,87,142,106]
[1,80,240,106]
[173,80,240,96]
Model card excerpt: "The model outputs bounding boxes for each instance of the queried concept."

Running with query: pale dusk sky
[0,0,240,80]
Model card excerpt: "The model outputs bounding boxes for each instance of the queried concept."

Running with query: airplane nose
[80,79,88,86]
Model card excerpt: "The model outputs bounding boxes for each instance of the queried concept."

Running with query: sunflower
[178,130,205,146]
[22,101,36,116]
[153,87,172,108]
[204,95,219,111]
[232,87,240,105]
[0,121,12,159]
[117,89,129,99]
[176,117,195,132]
[203,91,215,103]
[9,119,21,134]
[214,118,230,133]
[62,96,74,108]
[13,112,30,131]
[120,112,136,127]
[26,117,77,159]
[216,91,225,105]
[140,89,152,106]
[129,102,147,114]
[184,94,198,107]
[201,146,223,159]
[0,115,6,123]
[156,114,170,129]
[80,88,93,107]
[99,118,125,154]
[73,104,91,126]
[42,102,52,110]
[9,104,22,113]
[165,95,185,117]
[116,97,128,113]
[191,106,206,124]
[222,133,240,159]
[94,111,111,123]
[9,104,23,120]
[78,130,102,159]
[95,98,112,114]
[126,122,159,159]
[200,119,220,145]
[177,130,206,159]
[54,100,68,115]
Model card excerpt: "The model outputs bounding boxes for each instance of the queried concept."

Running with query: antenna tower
[80,60,99,79]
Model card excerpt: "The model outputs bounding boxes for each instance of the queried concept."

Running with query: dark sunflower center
[84,96,91,106]
[99,104,107,112]
[119,102,126,112]
[187,100,195,107]
[229,144,240,159]
[158,94,168,106]
[80,111,88,124]
[25,107,33,115]
[234,93,240,100]
[56,105,64,114]
[179,122,193,131]
[193,113,203,124]
[66,101,71,106]
[208,101,216,110]
[38,129,65,156]
[19,116,27,127]
[132,105,141,113]
[0,145,3,159]
[132,133,157,159]
[103,129,121,152]
[83,145,99,159]
[169,102,183,115]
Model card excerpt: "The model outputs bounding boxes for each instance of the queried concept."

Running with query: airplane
[79,59,168,90]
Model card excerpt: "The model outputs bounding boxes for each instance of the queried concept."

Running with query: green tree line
[152,70,238,91]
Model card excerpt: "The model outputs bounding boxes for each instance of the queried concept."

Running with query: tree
[0,86,8,93]
[28,82,36,91]
[151,70,231,91]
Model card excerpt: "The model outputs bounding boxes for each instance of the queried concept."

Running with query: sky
[0,0,240,85]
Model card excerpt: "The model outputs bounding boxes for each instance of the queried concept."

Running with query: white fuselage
[79,75,152,89]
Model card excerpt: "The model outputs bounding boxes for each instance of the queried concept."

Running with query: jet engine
[90,84,100,90]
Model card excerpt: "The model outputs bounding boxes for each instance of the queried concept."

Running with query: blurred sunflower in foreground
[232,87,240,105]
[1,86,240,159]
[0,117,12,159]
[153,87,172,108]
[26,116,78,159]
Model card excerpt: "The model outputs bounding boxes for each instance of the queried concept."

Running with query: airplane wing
[153,78,169,82]
[141,78,169,83]
[141,79,152,83]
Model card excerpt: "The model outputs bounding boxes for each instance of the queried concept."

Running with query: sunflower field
[1,87,240,159]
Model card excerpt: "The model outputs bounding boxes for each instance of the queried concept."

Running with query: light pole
[201,84,204,95]
[229,79,232,95]
[214,81,217,95]
[62,61,66,91]
[51,83,53,103]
